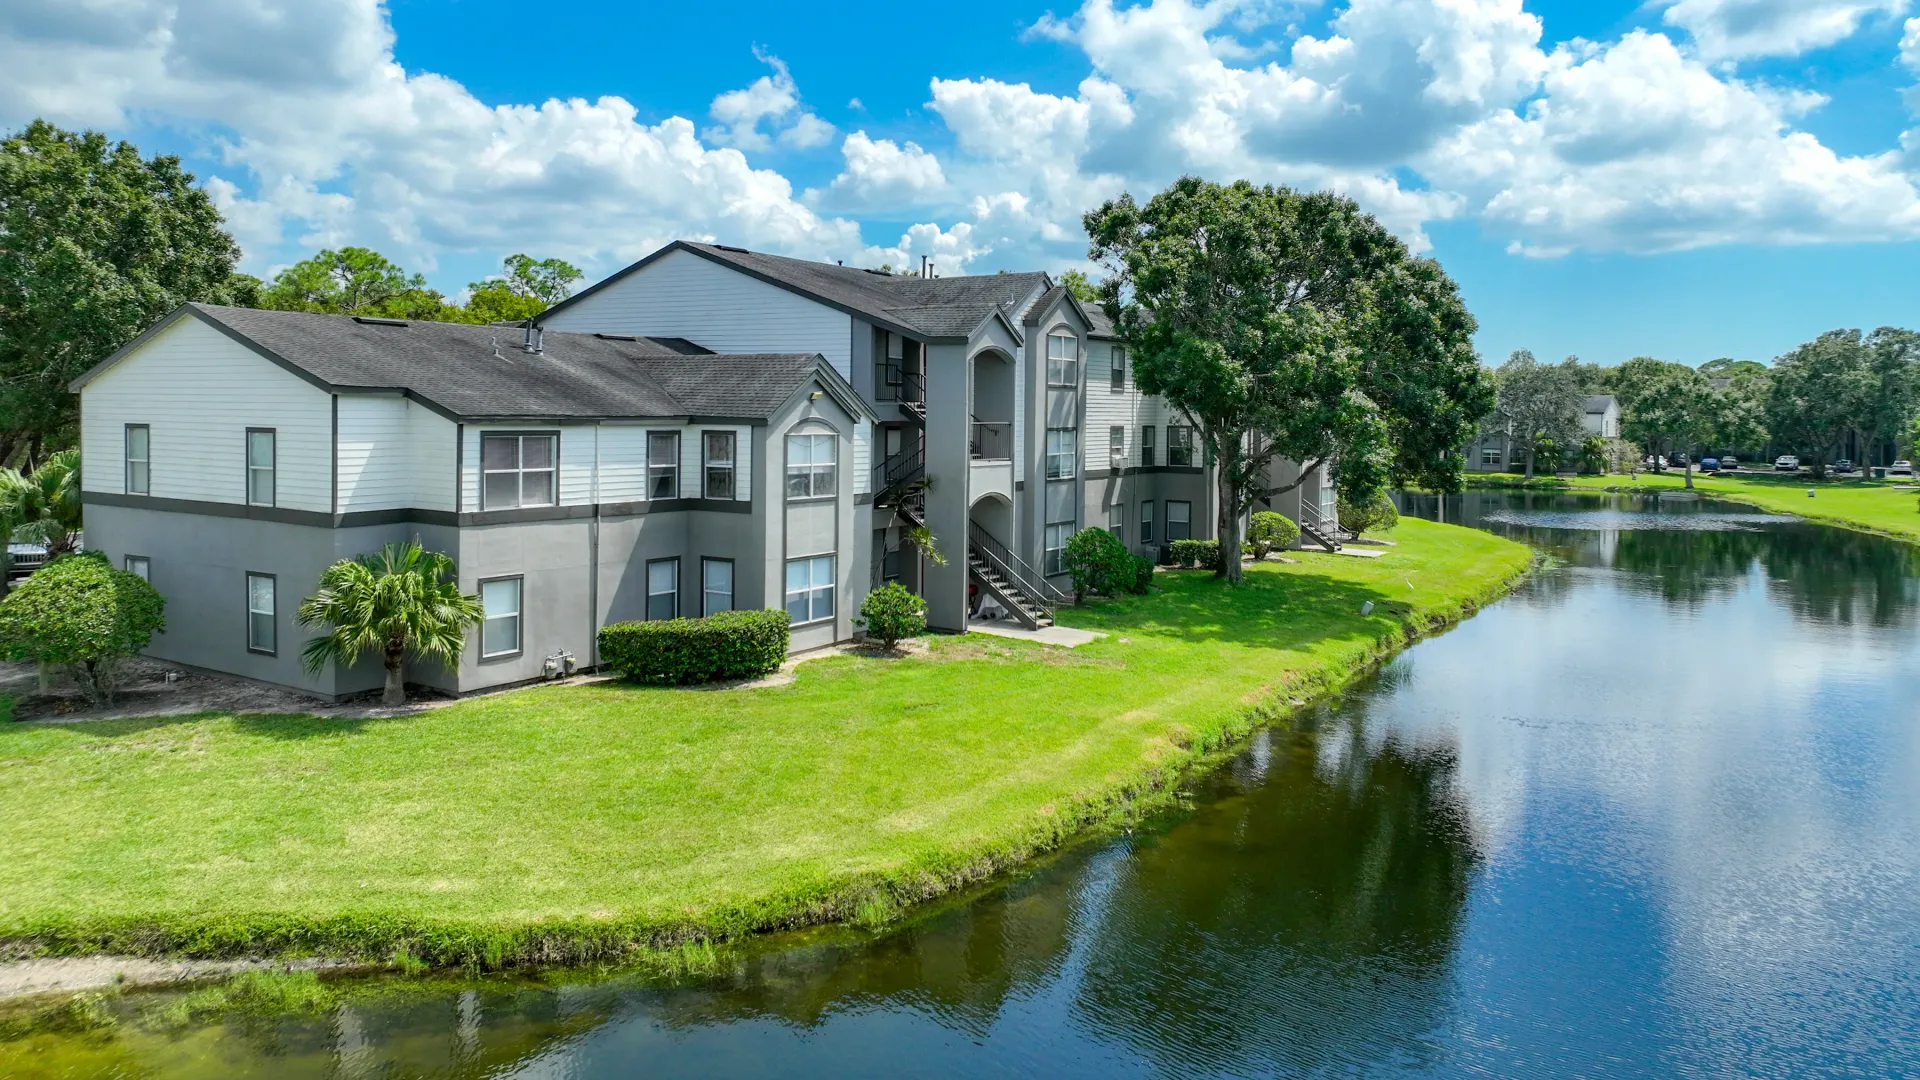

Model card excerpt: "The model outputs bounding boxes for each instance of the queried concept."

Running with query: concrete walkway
[967,619,1106,647]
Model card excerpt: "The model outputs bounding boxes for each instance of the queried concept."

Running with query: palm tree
[0,450,84,600]
[297,542,483,706]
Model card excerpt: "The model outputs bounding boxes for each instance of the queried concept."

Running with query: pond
[7,492,1919,1078]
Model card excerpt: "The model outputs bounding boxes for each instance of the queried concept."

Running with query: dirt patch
[0,956,362,1002]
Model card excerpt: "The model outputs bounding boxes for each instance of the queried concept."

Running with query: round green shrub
[1126,555,1155,594]
[858,581,926,649]
[0,551,166,705]
[1337,489,1400,536]
[1247,511,1300,558]
[1062,527,1134,600]
[597,609,789,685]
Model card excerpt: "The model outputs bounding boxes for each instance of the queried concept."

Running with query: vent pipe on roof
[523,323,544,355]
[920,255,928,278]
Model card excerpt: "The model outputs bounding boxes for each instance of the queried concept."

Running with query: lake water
[8,492,1919,1078]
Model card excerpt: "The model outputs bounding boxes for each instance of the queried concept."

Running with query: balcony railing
[970,421,1013,460]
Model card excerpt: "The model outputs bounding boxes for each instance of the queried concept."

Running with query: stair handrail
[1297,499,1343,550]
[872,445,926,507]
[968,522,1070,618]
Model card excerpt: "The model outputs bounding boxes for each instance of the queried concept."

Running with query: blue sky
[5,0,1920,366]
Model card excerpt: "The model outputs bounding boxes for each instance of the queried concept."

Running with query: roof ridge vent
[714,244,749,253]
[594,333,639,341]
[352,316,408,327]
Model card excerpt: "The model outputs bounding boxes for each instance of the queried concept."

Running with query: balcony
[970,421,1012,461]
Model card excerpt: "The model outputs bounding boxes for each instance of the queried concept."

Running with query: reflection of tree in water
[1759,523,1920,629]
[1072,713,1475,1076]
[1606,526,1769,608]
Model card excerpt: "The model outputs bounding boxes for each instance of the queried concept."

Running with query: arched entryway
[970,348,1015,460]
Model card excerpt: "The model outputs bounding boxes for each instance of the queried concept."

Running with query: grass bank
[1464,472,1920,544]
[0,518,1532,970]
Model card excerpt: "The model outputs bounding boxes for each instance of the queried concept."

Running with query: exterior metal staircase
[1298,501,1344,552]
[967,523,1069,631]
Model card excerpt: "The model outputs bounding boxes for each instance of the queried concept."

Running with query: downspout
[589,423,601,670]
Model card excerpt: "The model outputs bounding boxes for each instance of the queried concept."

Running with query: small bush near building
[858,582,926,650]
[1337,490,1400,536]
[598,609,789,685]
[1062,527,1135,600]
[1169,539,1223,570]
[0,551,166,705]
[1127,555,1155,594]
[1247,511,1300,558]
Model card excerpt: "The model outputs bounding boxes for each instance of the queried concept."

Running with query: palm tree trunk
[383,643,407,706]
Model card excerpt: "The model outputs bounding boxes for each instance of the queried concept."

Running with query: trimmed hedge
[598,609,790,685]
[1248,511,1300,557]
[1168,538,1223,570]
[1127,554,1155,594]
[1062,527,1135,600]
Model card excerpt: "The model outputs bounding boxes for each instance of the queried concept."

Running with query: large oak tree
[1085,177,1486,582]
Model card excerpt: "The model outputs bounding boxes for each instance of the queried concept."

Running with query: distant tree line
[0,119,582,468]
[1481,329,1920,483]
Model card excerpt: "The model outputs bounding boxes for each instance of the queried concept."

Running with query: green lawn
[1504,472,1920,544]
[0,518,1531,967]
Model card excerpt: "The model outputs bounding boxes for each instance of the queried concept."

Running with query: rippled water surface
[8,492,1919,1078]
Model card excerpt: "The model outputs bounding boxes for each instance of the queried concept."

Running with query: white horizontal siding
[336,395,455,513]
[598,425,648,503]
[81,316,330,511]
[541,248,855,379]
[853,420,871,495]
[462,422,753,509]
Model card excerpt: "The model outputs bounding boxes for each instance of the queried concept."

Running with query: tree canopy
[1086,177,1485,582]
[0,120,255,465]
[461,254,583,324]
[1487,351,1584,479]
[259,249,583,325]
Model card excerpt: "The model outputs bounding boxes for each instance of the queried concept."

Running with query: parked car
[1720,456,1739,472]
[1774,455,1800,471]
[6,541,47,579]
[1833,459,1854,473]
[1700,457,1719,471]
[1891,460,1915,477]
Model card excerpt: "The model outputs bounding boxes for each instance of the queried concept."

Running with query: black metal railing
[970,421,1013,460]
[968,522,1070,622]
[872,445,926,508]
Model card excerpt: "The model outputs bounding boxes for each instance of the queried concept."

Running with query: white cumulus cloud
[811,130,948,210]
[1661,0,1909,62]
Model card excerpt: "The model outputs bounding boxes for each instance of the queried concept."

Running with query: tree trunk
[383,643,407,706]
[1217,469,1246,584]
[1684,459,1694,489]
[1524,447,1536,480]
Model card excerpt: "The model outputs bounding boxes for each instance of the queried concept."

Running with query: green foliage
[296,543,482,705]
[261,247,454,319]
[858,582,926,650]
[1085,177,1487,582]
[0,449,83,562]
[1127,555,1156,594]
[0,120,253,460]
[461,254,583,324]
[1337,489,1400,535]
[1765,331,1878,475]
[598,609,790,685]
[1247,511,1300,558]
[1059,268,1100,304]
[1168,539,1223,570]
[1062,527,1135,600]
[0,552,165,704]
[1616,359,1722,485]
[1488,350,1585,479]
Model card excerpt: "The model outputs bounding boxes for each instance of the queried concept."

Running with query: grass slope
[0,518,1531,968]
[1467,472,1920,544]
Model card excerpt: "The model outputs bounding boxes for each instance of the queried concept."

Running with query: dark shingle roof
[107,305,840,422]
[1583,394,1618,412]
[544,241,1052,342]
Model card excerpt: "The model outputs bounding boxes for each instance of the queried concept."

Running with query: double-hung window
[246,572,275,654]
[1167,501,1192,542]
[1107,502,1124,540]
[1044,523,1071,576]
[1047,334,1079,387]
[1109,425,1126,469]
[1481,447,1503,467]
[702,558,734,616]
[125,555,150,581]
[1110,346,1126,392]
[648,432,681,500]
[481,577,522,657]
[785,556,834,624]
[703,432,735,500]
[481,433,557,509]
[245,429,276,507]
[125,424,150,495]
[647,558,679,620]
[1046,429,1077,480]
[1140,500,1156,545]
[1168,424,1195,467]
[1141,425,1156,468]
[786,432,836,498]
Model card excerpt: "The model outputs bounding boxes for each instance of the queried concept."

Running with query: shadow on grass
[0,707,418,742]
[1067,565,1409,652]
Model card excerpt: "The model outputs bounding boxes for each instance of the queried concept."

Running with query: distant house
[1582,395,1621,438]
[74,241,1337,700]
[1467,394,1621,473]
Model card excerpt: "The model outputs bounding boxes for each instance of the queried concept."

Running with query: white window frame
[480,432,558,510]
[1140,500,1155,545]
[1168,424,1195,468]
[245,572,276,655]
[1109,425,1126,469]
[1141,425,1156,468]
[1046,429,1077,480]
[647,558,680,621]
[702,558,734,617]
[1047,333,1079,387]
[1167,500,1192,542]
[702,431,736,501]
[785,555,835,626]
[648,431,681,501]
[125,555,150,581]
[1044,522,1072,576]
[786,431,837,500]
[480,576,523,658]
[1107,502,1124,540]
[125,424,150,496]
[1481,447,1503,466]
[1109,345,1126,392]
[245,428,276,507]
